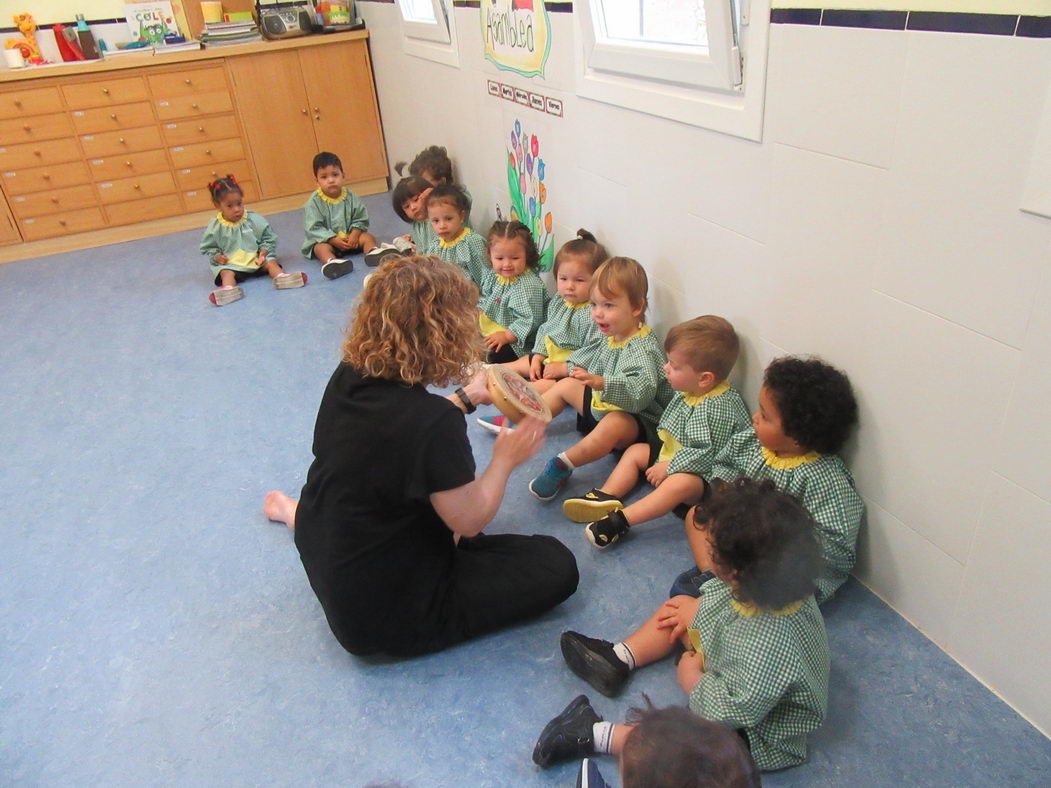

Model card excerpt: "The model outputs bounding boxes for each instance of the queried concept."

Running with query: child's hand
[677,650,704,694]
[657,595,702,643]
[529,355,546,381]
[330,235,351,251]
[570,368,603,389]
[543,362,568,380]
[256,250,267,265]
[645,461,670,487]
[484,331,516,351]
[346,229,362,247]
[215,254,228,265]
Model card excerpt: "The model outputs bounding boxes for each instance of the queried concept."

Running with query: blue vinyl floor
[2,194,1049,787]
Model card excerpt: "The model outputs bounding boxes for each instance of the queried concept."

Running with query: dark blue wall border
[772,8,1051,38]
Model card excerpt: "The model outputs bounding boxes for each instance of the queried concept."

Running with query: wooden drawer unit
[62,76,149,109]
[183,179,258,212]
[175,158,251,190]
[70,102,156,135]
[10,184,98,219]
[20,206,106,241]
[105,193,182,226]
[0,112,75,145]
[0,86,63,119]
[155,90,234,121]
[161,115,240,147]
[87,150,171,181]
[0,137,83,170]
[97,171,176,204]
[80,126,164,159]
[148,67,228,98]
[2,161,92,196]
[169,137,244,169]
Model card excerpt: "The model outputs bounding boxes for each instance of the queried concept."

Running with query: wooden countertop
[0,30,370,84]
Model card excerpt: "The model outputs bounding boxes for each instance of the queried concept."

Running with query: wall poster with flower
[504,119,554,271]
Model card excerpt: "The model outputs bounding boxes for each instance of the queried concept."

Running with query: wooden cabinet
[0,32,386,251]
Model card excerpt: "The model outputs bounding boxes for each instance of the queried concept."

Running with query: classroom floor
[2,194,1049,787]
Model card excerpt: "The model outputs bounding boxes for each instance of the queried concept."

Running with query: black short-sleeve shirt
[294,364,476,654]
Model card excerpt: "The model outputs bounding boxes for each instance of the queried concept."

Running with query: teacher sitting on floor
[265,255,579,657]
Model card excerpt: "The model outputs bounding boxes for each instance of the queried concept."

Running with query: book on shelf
[154,40,202,53]
[103,45,155,58]
[125,1,182,44]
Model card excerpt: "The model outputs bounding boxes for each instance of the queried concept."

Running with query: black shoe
[584,509,630,550]
[562,488,624,523]
[532,694,601,767]
[560,631,629,697]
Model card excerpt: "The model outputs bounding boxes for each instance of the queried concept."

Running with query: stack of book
[199,20,262,47]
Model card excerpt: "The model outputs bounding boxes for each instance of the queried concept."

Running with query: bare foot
[264,490,298,530]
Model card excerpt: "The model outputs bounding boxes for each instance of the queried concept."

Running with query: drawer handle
[42,174,51,180]
[205,149,212,155]
[59,219,67,226]
[184,78,191,84]
[125,161,132,166]
[197,126,204,132]
[33,150,41,157]
[119,137,126,144]
[191,103,199,109]
[102,88,110,95]
[13,99,21,107]
[110,113,117,120]
[134,184,141,190]
[301,109,307,115]
[51,197,59,203]
[22,123,30,131]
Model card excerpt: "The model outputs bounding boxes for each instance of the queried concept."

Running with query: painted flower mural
[506,119,554,270]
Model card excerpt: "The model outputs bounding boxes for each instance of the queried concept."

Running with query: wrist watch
[453,386,476,414]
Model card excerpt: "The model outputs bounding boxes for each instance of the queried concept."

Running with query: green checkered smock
[200,211,277,278]
[410,219,435,254]
[426,228,489,288]
[657,383,751,478]
[688,577,829,771]
[530,299,599,362]
[568,326,674,427]
[477,270,548,357]
[301,188,369,258]
[711,430,864,604]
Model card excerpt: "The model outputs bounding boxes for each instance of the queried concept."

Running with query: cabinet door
[227,51,316,198]
[298,41,388,183]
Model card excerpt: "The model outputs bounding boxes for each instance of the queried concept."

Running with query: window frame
[394,0,460,67]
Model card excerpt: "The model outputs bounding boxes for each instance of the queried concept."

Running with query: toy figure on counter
[6,13,45,65]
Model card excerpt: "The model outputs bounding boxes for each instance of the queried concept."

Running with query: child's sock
[612,642,636,671]
[557,452,575,471]
[592,722,616,755]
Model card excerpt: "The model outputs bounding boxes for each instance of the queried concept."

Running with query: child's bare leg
[622,603,681,667]
[542,376,586,420]
[564,412,640,468]
[218,269,238,287]
[597,442,650,498]
[358,231,379,251]
[532,378,557,395]
[313,241,338,261]
[264,258,284,277]
[621,473,705,526]
[609,724,635,756]
[502,356,532,377]
[263,491,298,530]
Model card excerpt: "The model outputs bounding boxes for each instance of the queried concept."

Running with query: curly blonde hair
[342,255,484,386]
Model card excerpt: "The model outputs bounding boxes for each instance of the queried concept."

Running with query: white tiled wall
[360,7,1051,733]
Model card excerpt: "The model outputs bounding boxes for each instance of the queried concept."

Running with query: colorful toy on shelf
[5,12,45,64]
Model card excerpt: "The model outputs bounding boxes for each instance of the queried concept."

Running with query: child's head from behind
[208,175,244,223]
[553,229,607,304]
[689,478,822,608]
[663,316,739,394]
[343,255,482,387]
[312,151,344,197]
[757,356,857,456]
[621,702,760,788]
[392,175,434,223]
[487,220,539,278]
[408,144,454,185]
[590,257,648,339]
[427,184,469,242]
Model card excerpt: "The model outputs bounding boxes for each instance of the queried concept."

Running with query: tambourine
[486,365,552,424]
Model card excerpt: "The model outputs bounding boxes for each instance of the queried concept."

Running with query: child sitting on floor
[476,220,548,364]
[673,356,862,604]
[301,151,384,279]
[395,144,473,224]
[562,315,751,549]
[391,175,434,253]
[199,175,306,306]
[527,257,673,501]
[425,185,489,288]
[533,479,829,773]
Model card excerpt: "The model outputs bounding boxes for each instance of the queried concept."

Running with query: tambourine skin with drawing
[486,366,552,424]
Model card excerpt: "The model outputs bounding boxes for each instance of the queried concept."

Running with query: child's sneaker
[364,244,403,267]
[560,632,630,697]
[585,510,631,550]
[532,694,601,767]
[577,758,611,788]
[391,236,414,254]
[273,271,308,289]
[562,488,624,523]
[476,414,514,434]
[321,258,353,279]
[208,285,243,306]
[529,456,572,501]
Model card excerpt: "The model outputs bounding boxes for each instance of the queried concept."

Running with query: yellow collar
[438,228,469,248]
[731,598,804,617]
[681,379,731,407]
[761,445,822,470]
[316,187,347,205]
[565,299,590,309]
[216,211,246,228]
[495,273,519,285]
[607,323,651,349]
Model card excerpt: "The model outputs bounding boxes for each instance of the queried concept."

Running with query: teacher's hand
[461,366,493,407]
[492,415,546,468]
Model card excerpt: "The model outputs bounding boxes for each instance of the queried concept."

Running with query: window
[395,0,459,66]
[574,0,770,141]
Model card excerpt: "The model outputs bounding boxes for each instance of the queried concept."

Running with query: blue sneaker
[476,414,514,434]
[529,456,572,501]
